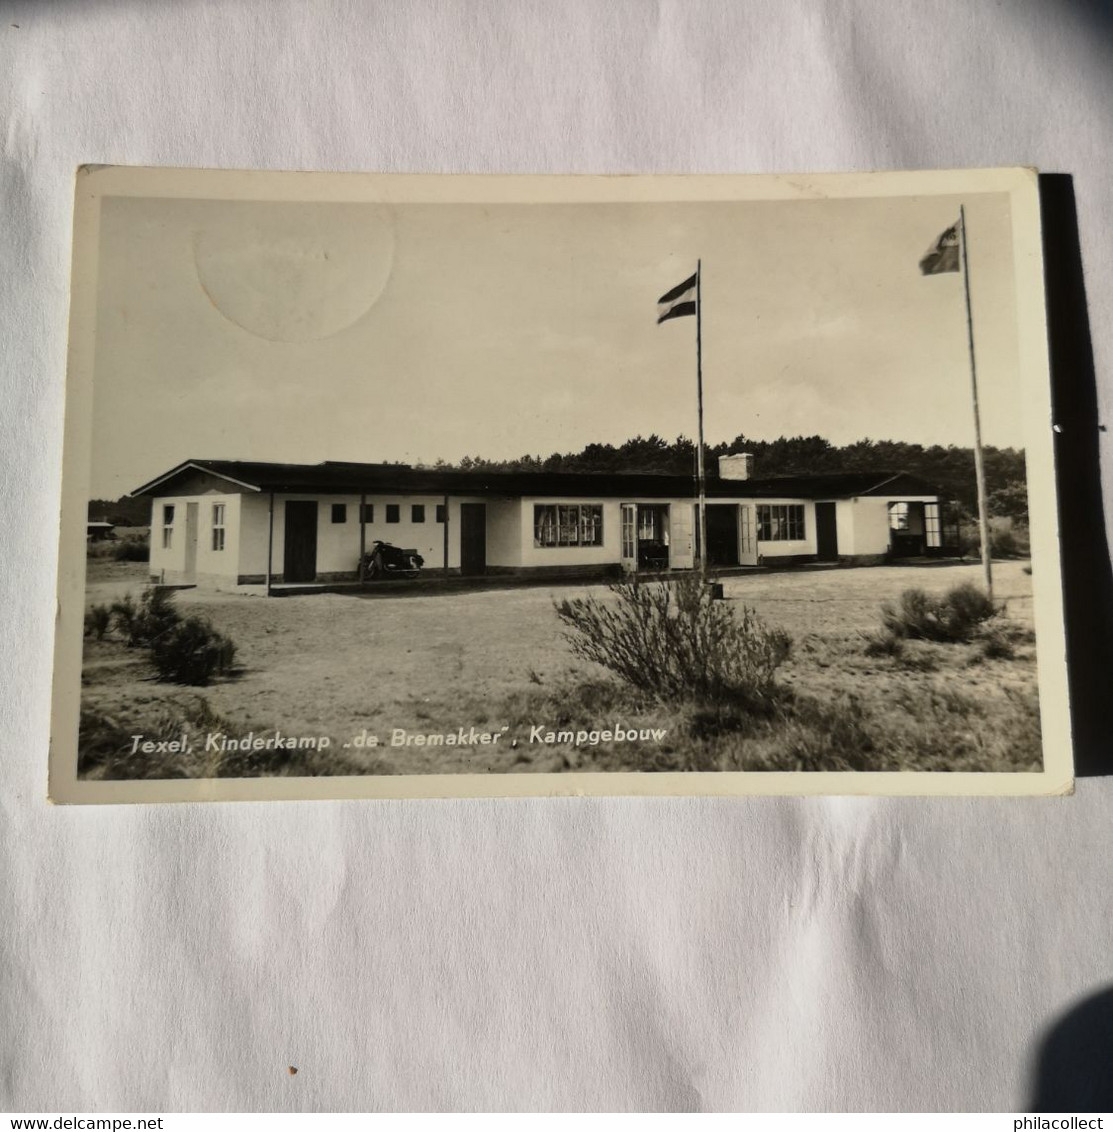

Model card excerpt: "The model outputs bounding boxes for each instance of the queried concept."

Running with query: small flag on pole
[919,222,960,275]
[657,271,698,323]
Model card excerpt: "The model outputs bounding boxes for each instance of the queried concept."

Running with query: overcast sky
[90,189,1021,497]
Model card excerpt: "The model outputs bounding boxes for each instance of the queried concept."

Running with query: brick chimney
[718,452,755,480]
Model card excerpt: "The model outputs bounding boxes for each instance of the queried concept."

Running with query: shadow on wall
[1029,985,1113,1112]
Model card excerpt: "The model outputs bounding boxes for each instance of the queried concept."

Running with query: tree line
[437,434,1029,522]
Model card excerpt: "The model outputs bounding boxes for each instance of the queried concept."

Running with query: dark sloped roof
[131,459,940,501]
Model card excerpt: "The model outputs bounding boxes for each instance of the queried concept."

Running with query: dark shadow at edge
[1039,173,1113,778]
[1030,984,1113,1112]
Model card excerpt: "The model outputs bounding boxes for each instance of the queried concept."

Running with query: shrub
[84,604,112,639]
[112,536,150,562]
[105,588,238,686]
[112,588,181,648]
[110,593,141,645]
[990,526,1030,559]
[554,573,791,708]
[896,643,941,673]
[881,582,999,644]
[863,630,904,659]
[977,624,1016,660]
[138,587,181,644]
[973,618,1035,662]
[149,615,237,686]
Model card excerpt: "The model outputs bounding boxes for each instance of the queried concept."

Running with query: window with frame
[386,504,400,524]
[534,504,604,547]
[756,504,805,542]
[638,508,662,540]
[360,503,374,524]
[211,503,226,551]
[331,503,347,524]
[411,504,425,523]
[924,502,942,548]
[435,504,446,523]
[162,504,175,550]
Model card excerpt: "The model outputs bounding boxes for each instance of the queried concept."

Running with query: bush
[863,630,904,659]
[973,619,1035,662]
[110,593,141,644]
[555,573,791,708]
[881,582,999,644]
[990,525,1029,559]
[112,588,181,648]
[84,604,112,639]
[105,588,238,686]
[976,624,1016,661]
[149,615,237,686]
[112,536,150,562]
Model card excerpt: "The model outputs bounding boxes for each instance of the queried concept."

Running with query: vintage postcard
[50,166,1072,801]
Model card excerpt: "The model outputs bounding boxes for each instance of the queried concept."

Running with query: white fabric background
[2,0,1111,1112]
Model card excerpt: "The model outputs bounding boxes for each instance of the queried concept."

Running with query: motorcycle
[361,539,425,580]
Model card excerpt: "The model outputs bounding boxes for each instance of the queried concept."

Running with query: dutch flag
[656,271,698,324]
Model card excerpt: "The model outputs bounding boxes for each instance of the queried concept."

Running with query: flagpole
[695,259,708,582]
[958,204,993,603]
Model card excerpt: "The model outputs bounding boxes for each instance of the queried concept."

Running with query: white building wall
[258,494,460,578]
[192,493,241,583]
[148,492,242,584]
[847,495,938,555]
[485,498,522,568]
[236,493,495,579]
[238,492,274,580]
[517,496,704,569]
[151,484,943,585]
[148,497,183,580]
[518,497,623,568]
[835,500,856,557]
[753,497,818,560]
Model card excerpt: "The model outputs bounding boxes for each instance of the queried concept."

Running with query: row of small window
[160,504,225,551]
[160,502,450,551]
[330,503,447,525]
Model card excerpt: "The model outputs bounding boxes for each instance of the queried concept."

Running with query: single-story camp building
[129,454,949,590]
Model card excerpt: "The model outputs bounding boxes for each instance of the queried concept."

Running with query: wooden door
[620,503,637,572]
[669,504,695,569]
[815,501,838,561]
[705,505,740,567]
[283,501,319,582]
[460,503,486,575]
[738,504,758,566]
[183,502,199,580]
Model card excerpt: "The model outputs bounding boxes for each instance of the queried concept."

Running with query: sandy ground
[80,558,1039,776]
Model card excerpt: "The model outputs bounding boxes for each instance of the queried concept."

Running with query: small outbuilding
[129,455,947,590]
[86,520,117,542]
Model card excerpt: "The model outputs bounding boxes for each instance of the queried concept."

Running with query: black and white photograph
[50,165,1071,801]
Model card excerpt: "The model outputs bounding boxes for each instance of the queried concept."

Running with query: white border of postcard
[49,166,1074,802]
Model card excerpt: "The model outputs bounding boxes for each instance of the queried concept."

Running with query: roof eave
[129,461,264,497]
